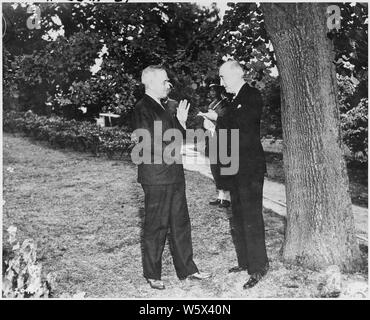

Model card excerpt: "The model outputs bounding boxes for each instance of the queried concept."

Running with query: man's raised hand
[176,99,190,123]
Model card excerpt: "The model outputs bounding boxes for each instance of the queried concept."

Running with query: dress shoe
[209,199,221,205]
[146,278,165,290]
[187,271,212,280]
[228,266,248,273]
[243,265,269,289]
[219,200,231,208]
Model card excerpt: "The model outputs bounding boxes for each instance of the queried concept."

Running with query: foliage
[3,3,95,114]
[52,69,140,125]
[2,49,21,101]
[331,4,368,82]
[219,3,368,158]
[331,3,368,159]
[3,111,135,159]
[218,2,275,83]
[2,2,368,154]
[3,2,224,124]
[337,74,358,107]
[341,98,368,162]
[331,3,368,162]
[8,31,101,112]
[2,226,57,298]
[260,76,282,139]
[3,3,50,55]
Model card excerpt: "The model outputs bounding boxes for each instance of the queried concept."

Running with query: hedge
[3,111,135,159]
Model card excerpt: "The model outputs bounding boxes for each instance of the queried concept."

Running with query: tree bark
[261,3,361,271]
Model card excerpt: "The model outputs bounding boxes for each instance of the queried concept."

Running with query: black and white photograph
[1,0,368,303]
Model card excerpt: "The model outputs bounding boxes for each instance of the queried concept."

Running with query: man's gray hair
[220,60,245,77]
[141,65,165,87]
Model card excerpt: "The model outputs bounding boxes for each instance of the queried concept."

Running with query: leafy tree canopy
[2,2,367,147]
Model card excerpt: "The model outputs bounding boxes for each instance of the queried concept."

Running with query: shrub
[3,111,135,159]
[341,98,368,162]
[2,226,56,298]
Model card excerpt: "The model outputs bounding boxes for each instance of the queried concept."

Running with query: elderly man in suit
[132,65,211,290]
[202,60,269,289]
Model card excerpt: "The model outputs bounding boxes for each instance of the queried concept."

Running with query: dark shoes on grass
[209,199,231,208]
[146,278,165,290]
[146,272,212,290]
[187,272,212,280]
[219,200,231,208]
[243,264,269,289]
[209,199,221,205]
[228,266,248,273]
[228,264,269,289]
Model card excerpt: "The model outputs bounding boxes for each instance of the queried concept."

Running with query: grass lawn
[2,133,368,298]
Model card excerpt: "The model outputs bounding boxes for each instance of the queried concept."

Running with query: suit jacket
[162,98,179,116]
[133,94,185,185]
[218,83,266,176]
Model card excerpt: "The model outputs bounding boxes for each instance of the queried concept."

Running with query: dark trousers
[229,173,268,274]
[210,163,232,191]
[141,182,198,280]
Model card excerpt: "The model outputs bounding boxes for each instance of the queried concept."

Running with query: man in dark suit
[132,65,211,290]
[202,60,269,289]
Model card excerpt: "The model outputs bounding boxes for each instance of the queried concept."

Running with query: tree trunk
[261,3,361,271]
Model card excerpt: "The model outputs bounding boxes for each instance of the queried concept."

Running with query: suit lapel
[144,95,175,128]
[144,94,166,114]
[231,83,250,111]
